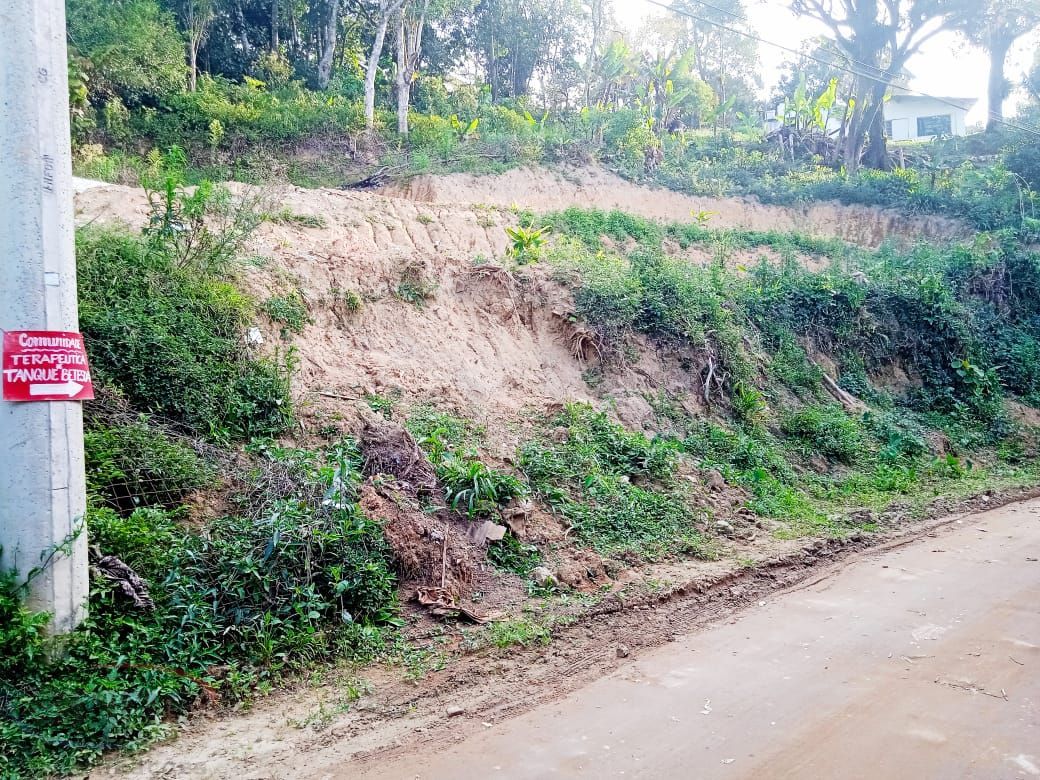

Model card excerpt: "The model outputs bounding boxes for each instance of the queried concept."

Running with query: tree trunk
[271,0,279,50]
[234,0,252,59]
[488,0,498,102]
[188,41,198,92]
[986,34,1012,131]
[396,14,409,134]
[365,11,392,128]
[862,77,891,170]
[317,0,339,90]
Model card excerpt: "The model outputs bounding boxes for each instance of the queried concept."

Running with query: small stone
[446,705,465,717]
[714,520,735,537]
[705,470,727,492]
[616,645,630,658]
[532,566,558,588]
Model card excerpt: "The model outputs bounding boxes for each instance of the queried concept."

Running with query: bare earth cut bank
[70,168,1036,779]
[378,165,969,248]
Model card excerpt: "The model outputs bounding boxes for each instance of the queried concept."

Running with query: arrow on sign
[29,381,85,398]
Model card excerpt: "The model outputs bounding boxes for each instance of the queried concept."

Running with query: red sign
[2,330,94,402]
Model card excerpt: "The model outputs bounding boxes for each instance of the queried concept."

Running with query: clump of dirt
[359,483,475,596]
[359,414,437,496]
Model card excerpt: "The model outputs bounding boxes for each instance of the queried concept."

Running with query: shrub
[84,419,217,513]
[66,0,186,107]
[519,404,696,559]
[781,404,864,462]
[263,292,310,336]
[436,455,527,518]
[78,228,293,441]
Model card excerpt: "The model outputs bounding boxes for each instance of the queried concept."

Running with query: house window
[916,114,952,137]
[884,120,893,137]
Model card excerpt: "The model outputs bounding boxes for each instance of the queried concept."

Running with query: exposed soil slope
[74,168,1035,780]
[379,165,969,248]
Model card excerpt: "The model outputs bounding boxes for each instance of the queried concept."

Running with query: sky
[613,0,1039,126]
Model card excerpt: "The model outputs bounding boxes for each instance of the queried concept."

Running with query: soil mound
[380,165,968,248]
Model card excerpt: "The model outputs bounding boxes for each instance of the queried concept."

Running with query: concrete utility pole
[0,0,89,632]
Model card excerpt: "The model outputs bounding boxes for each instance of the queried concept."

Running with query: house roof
[887,93,977,110]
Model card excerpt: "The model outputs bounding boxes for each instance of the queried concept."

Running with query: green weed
[263,292,309,336]
[0,441,396,777]
[781,405,864,463]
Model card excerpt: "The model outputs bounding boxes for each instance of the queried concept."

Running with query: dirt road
[357,500,1040,780]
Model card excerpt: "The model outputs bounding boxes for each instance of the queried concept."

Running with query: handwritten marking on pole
[41,154,55,193]
[2,331,94,402]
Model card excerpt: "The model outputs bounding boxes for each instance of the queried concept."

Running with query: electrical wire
[640,0,1040,138]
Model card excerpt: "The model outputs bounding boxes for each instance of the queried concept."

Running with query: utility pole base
[0,0,89,633]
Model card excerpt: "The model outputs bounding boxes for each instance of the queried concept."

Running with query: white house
[883,92,976,141]
[764,91,977,142]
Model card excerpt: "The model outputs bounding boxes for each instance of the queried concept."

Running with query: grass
[485,618,552,649]
[265,207,329,229]
[262,292,309,337]
[519,404,702,560]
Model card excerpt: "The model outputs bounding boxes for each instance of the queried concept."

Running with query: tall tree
[953,0,1040,129]
[464,0,585,103]
[317,0,342,89]
[672,0,760,117]
[582,0,615,108]
[68,0,187,105]
[1028,46,1040,101]
[395,0,431,134]
[271,0,280,49]
[176,0,217,91]
[364,0,408,126]
[791,0,958,170]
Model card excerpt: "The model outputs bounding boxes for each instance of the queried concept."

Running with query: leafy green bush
[263,292,310,336]
[781,405,864,462]
[84,419,217,513]
[560,243,752,383]
[0,442,396,777]
[436,455,527,518]
[78,228,293,441]
[520,404,696,559]
[487,534,543,576]
[66,0,186,107]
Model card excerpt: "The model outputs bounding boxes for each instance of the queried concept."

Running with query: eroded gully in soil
[353,497,1040,780]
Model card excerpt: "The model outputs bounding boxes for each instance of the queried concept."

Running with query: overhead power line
[641,0,1040,139]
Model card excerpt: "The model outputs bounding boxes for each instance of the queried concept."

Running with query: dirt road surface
[356,500,1040,780]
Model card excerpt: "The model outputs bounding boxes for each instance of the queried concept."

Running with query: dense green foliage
[548,207,1040,424]
[67,0,186,106]
[78,228,293,442]
[533,207,1040,534]
[0,442,397,777]
[0,159,396,776]
[65,0,1040,236]
[520,404,699,559]
[84,418,217,512]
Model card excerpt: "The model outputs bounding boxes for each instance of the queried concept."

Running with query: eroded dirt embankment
[379,165,969,248]
[74,172,1006,780]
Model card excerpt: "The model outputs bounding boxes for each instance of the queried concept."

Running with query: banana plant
[450,115,480,141]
